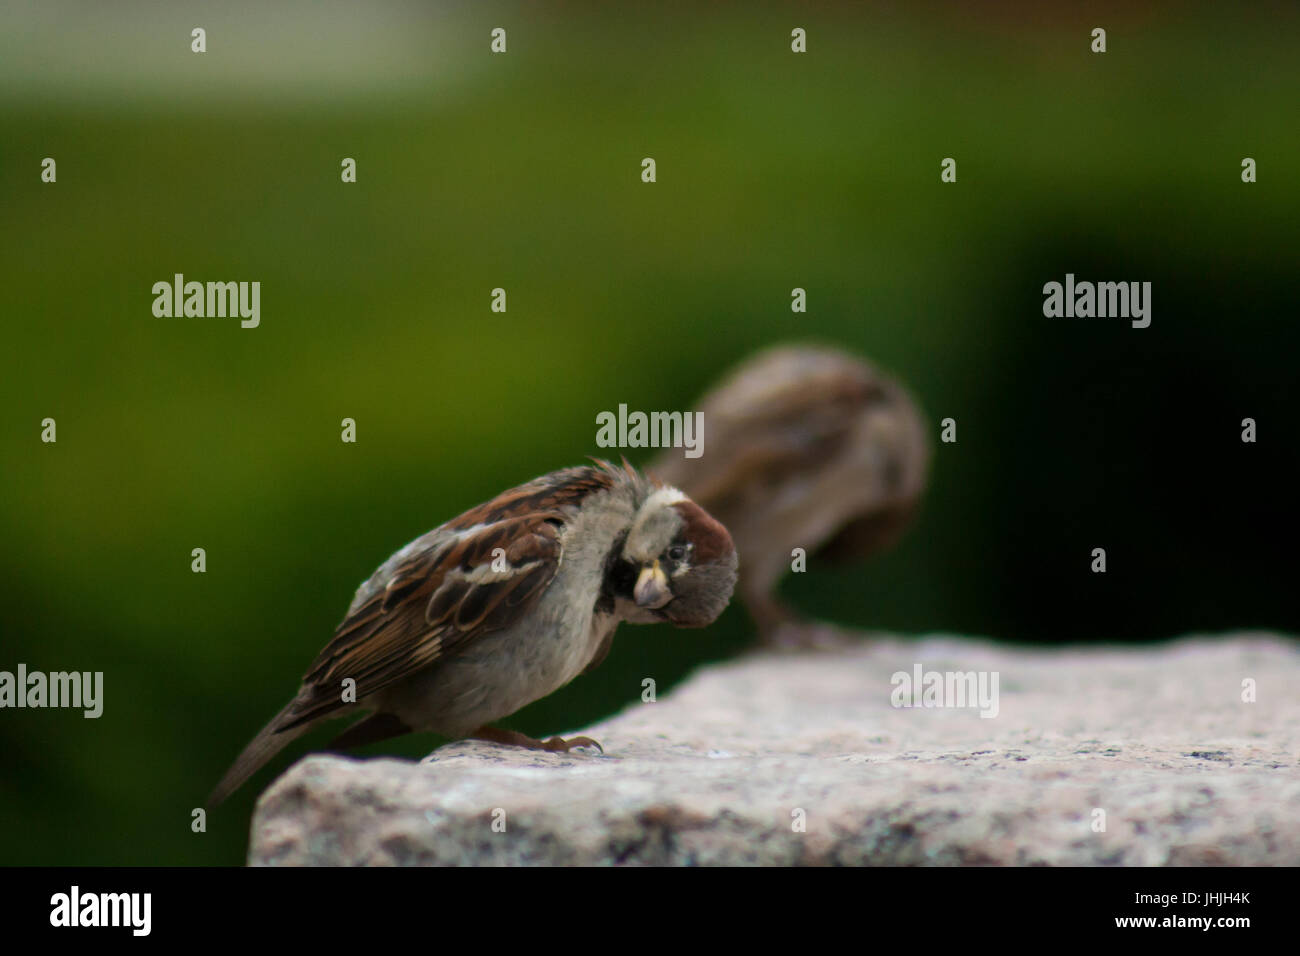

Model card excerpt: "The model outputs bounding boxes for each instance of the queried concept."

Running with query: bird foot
[760,619,863,652]
[470,726,603,754]
[543,735,603,753]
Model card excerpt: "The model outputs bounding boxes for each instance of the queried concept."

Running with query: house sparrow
[208,459,737,806]
[650,345,929,649]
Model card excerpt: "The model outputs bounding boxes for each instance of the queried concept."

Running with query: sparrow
[208,459,737,806]
[650,344,929,649]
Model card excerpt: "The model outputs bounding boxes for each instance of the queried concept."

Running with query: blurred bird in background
[651,344,930,649]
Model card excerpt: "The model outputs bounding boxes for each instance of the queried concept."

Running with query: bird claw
[543,735,603,754]
[762,619,862,652]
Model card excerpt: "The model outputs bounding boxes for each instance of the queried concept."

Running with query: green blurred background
[2,1,1296,864]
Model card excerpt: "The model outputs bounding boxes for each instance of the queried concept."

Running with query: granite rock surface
[248,633,1299,865]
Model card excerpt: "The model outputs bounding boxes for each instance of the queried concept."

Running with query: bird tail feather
[206,700,315,808]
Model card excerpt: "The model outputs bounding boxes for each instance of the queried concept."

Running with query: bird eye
[667,545,687,562]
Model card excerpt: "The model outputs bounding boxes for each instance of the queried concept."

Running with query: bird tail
[206,700,316,808]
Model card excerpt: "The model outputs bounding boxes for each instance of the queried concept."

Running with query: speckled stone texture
[248,633,1298,865]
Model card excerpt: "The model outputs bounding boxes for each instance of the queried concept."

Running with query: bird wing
[275,465,621,731]
[652,345,882,505]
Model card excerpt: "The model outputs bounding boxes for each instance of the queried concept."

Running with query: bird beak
[634,560,672,609]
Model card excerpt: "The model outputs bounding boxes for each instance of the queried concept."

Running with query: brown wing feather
[276,465,622,731]
[445,463,624,530]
